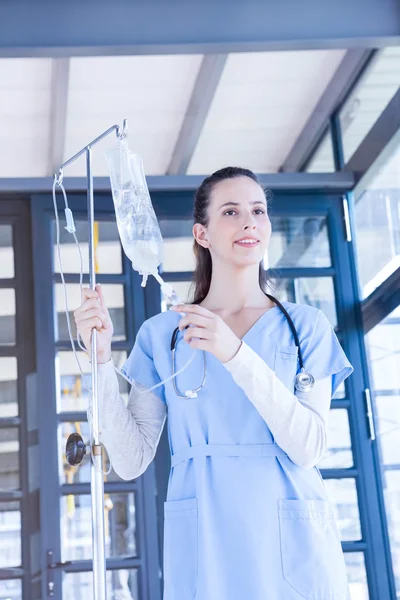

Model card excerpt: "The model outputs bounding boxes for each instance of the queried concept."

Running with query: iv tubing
[53,122,199,600]
[53,123,129,600]
[52,179,197,396]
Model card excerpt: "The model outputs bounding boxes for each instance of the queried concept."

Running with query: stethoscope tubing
[170,294,313,398]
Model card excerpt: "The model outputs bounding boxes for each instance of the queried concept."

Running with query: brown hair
[190,166,272,305]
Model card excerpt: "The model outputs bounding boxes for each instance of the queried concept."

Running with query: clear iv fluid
[104,137,198,394]
[113,188,162,274]
[129,239,161,273]
[105,142,163,277]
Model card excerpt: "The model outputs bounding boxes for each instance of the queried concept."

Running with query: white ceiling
[0,58,53,177]
[187,49,345,174]
[0,49,348,178]
[64,54,204,176]
[0,48,398,180]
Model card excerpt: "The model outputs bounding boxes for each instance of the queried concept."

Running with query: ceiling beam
[0,0,398,57]
[48,58,70,175]
[345,87,400,185]
[362,266,400,333]
[167,54,227,175]
[0,172,355,194]
[281,49,375,172]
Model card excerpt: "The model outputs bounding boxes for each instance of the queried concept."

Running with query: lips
[235,238,259,242]
[235,238,260,247]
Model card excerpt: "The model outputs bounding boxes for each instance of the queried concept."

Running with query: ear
[193,223,210,249]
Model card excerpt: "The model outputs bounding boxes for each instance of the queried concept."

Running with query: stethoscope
[170,293,315,399]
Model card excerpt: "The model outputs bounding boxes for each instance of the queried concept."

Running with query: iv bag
[104,140,163,285]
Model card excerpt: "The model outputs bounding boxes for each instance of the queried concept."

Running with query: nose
[241,208,258,230]
[243,216,257,230]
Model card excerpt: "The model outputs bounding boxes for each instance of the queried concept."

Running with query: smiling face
[193,176,271,268]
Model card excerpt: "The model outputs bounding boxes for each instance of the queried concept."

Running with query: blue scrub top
[121,301,354,600]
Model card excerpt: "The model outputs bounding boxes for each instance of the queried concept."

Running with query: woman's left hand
[169,304,242,363]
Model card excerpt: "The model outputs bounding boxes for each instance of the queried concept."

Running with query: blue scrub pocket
[274,344,298,392]
[163,497,198,599]
[278,499,349,599]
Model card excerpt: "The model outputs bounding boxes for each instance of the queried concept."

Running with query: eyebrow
[219,201,266,209]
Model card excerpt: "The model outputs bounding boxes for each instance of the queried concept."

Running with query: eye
[223,208,266,216]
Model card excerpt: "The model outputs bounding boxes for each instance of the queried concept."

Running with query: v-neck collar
[172,302,286,342]
[241,302,284,342]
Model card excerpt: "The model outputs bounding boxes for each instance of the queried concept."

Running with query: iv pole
[55,119,128,600]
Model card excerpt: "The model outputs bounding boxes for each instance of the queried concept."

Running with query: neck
[199,259,273,313]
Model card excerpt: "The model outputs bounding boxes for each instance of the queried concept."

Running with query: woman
[75,166,354,600]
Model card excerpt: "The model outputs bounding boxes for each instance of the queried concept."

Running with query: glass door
[365,308,400,597]
[0,218,23,600]
[31,197,162,600]
[0,200,40,600]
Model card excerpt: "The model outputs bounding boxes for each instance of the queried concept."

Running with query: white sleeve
[222,341,331,469]
[96,358,167,480]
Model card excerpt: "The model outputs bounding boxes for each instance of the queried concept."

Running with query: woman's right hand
[74,284,114,363]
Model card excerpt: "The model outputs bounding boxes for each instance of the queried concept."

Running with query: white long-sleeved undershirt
[222,341,331,469]
[97,340,331,480]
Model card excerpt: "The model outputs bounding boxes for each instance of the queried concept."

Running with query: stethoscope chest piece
[294,368,315,393]
[171,327,207,399]
[170,295,316,398]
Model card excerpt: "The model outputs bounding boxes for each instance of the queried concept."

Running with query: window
[365,306,400,596]
[339,47,400,163]
[305,130,335,173]
[53,219,122,274]
[0,225,14,278]
[353,141,400,298]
